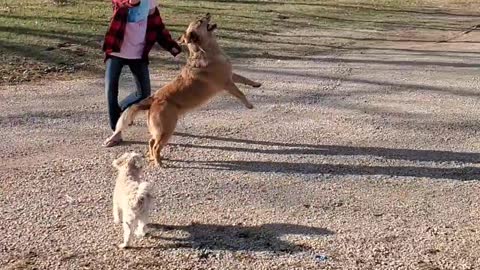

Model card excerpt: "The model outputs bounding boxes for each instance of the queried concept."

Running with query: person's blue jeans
[105,56,151,130]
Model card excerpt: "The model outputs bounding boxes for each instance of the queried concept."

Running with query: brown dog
[104,13,261,166]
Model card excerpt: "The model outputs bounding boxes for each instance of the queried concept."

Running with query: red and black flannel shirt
[102,0,181,62]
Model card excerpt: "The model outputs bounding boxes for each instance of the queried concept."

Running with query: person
[102,0,181,147]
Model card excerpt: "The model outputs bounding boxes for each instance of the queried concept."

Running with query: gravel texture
[2,31,480,270]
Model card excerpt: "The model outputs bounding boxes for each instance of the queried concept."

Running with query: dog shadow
[121,140,147,146]
[142,222,333,252]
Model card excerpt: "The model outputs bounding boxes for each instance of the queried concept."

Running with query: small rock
[198,250,212,260]
[425,248,440,255]
[315,254,328,263]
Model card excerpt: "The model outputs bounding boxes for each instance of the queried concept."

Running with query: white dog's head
[113,152,144,171]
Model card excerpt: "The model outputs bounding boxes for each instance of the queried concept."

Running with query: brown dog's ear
[185,32,200,44]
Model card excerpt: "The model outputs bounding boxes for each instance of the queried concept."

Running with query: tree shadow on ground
[143,222,333,252]
[171,159,480,180]
[233,66,480,98]
[168,132,480,181]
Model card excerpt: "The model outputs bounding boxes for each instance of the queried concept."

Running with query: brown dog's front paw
[148,160,160,167]
[153,159,163,167]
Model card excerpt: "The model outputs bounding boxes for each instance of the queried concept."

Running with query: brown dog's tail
[113,96,153,136]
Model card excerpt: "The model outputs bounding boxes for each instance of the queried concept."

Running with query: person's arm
[153,8,182,56]
[149,0,156,19]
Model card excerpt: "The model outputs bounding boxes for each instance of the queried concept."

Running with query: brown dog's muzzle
[204,13,217,31]
[207,23,217,31]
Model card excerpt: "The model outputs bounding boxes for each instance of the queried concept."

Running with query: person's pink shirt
[110,0,156,59]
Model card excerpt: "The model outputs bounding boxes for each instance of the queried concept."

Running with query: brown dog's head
[178,13,217,48]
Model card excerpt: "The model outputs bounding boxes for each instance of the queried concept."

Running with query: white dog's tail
[113,96,154,136]
[133,182,152,211]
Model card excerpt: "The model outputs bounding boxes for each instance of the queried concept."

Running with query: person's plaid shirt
[102,0,181,62]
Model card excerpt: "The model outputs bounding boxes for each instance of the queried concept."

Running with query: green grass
[0,0,479,84]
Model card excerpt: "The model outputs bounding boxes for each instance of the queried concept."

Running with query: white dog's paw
[114,218,120,225]
[118,243,129,249]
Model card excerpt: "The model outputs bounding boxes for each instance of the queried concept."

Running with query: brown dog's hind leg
[232,73,261,88]
[152,139,163,166]
[224,82,254,109]
[152,130,176,167]
[148,138,156,161]
[150,104,179,167]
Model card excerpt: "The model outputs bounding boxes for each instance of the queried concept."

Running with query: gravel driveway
[2,30,480,270]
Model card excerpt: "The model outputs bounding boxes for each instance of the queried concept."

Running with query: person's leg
[105,57,125,130]
[104,57,125,147]
[119,59,151,111]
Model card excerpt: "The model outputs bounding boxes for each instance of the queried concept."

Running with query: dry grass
[0,0,479,85]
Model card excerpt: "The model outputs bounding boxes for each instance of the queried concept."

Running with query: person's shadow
[144,222,334,253]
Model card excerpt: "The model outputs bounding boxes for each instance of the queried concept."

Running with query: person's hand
[172,53,181,70]
[129,0,140,5]
[173,53,180,62]
[171,47,180,56]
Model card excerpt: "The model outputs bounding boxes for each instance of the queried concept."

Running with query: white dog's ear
[113,153,130,169]
[128,153,144,168]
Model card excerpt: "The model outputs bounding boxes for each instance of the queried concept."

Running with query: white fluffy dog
[112,152,152,249]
